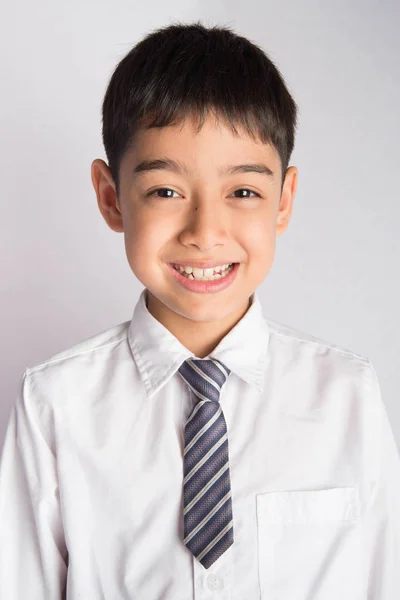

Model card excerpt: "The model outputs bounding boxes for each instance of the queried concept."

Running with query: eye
[231,189,261,198]
[147,187,261,199]
[148,188,180,198]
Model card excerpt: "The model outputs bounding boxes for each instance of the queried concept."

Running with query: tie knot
[178,358,231,403]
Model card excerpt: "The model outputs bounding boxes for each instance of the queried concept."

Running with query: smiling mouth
[172,263,235,281]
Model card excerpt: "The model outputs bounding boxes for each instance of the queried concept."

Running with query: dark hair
[101,21,298,194]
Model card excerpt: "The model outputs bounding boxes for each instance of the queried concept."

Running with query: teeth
[174,263,234,281]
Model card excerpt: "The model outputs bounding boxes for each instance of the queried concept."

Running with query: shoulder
[262,319,380,443]
[266,317,366,360]
[264,316,372,384]
[266,317,369,361]
[23,319,132,404]
[27,320,130,373]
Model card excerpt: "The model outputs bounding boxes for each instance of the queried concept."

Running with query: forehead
[124,112,281,173]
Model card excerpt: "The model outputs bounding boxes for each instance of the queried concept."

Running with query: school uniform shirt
[0,288,400,600]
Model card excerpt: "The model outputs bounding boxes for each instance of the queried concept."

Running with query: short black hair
[101,21,298,194]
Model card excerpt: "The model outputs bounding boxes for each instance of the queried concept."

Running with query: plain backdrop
[1,0,399,454]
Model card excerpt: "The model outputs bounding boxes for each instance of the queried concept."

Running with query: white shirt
[1,288,400,599]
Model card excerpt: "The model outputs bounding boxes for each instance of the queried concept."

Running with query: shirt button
[206,573,224,591]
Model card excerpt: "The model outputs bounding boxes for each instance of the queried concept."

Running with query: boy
[1,20,399,599]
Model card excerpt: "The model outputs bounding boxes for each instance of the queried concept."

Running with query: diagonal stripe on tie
[178,358,234,569]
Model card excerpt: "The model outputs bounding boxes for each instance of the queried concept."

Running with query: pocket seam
[256,486,360,524]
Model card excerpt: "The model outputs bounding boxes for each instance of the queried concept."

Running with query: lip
[167,262,240,294]
[169,260,236,269]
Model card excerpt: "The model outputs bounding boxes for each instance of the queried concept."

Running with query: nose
[179,198,228,251]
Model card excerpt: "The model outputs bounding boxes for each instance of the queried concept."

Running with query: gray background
[1,0,399,453]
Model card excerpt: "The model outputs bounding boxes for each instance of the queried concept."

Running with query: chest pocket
[256,486,363,600]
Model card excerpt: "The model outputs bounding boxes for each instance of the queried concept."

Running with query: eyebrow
[132,158,274,178]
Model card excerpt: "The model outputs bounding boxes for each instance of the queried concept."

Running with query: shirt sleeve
[363,360,400,598]
[0,371,68,599]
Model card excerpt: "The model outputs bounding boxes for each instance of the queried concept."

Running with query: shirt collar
[128,288,270,398]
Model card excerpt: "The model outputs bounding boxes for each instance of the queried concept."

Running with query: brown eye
[232,189,260,198]
[148,188,180,198]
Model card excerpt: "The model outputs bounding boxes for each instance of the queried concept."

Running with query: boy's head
[91,22,298,347]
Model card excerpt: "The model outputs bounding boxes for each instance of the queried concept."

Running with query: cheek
[124,214,171,268]
[237,215,276,258]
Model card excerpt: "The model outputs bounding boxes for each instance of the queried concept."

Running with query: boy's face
[92,113,297,330]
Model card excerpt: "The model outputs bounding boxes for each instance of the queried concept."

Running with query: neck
[146,291,251,358]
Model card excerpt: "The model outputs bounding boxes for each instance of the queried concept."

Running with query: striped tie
[177,357,234,569]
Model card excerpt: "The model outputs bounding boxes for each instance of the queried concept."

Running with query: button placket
[206,573,224,591]
[193,547,233,599]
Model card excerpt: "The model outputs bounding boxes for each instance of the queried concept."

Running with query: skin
[91,112,298,358]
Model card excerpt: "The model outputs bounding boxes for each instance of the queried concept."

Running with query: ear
[91,159,124,233]
[276,166,298,236]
